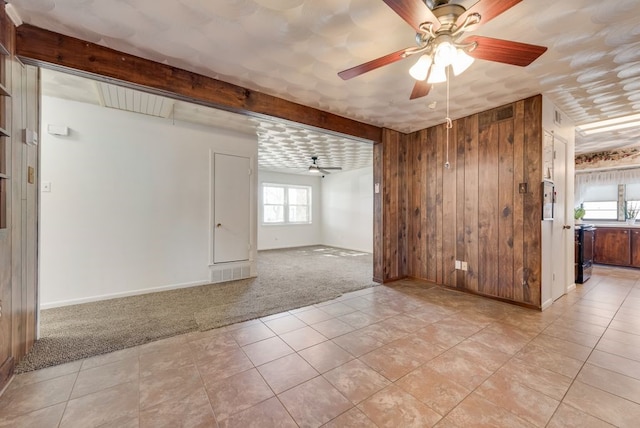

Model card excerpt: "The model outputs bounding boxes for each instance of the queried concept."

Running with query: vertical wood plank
[389,131,398,279]
[512,101,525,302]
[436,124,444,285]
[456,119,466,289]
[406,134,414,277]
[478,119,499,296]
[442,124,457,287]
[498,120,515,300]
[398,132,408,278]
[464,114,479,292]
[426,127,437,282]
[523,95,543,306]
[420,130,428,280]
[373,142,383,282]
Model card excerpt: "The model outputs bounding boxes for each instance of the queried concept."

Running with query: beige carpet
[15,246,374,373]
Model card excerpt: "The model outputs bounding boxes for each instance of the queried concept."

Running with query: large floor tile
[139,364,204,410]
[476,371,560,427]
[242,336,294,366]
[587,349,640,380]
[206,368,274,421]
[279,376,352,427]
[298,340,354,373]
[71,357,139,399]
[217,397,297,428]
[564,381,640,427]
[0,373,76,417]
[395,365,470,415]
[323,359,390,404]
[139,386,216,428]
[0,402,65,428]
[547,403,615,428]
[257,353,318,394]
[577,363,640,404]
[59,382,139,428]
[442,393,534,428]
[358,385,442,428]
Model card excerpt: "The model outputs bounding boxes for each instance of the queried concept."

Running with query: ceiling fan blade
[320,167,342,170]
[338,48,408,80]
[382,0,441,32]
[318,168,332,175]
[410,79,432,100]
[463,35,547,67]
[456,0,522,31]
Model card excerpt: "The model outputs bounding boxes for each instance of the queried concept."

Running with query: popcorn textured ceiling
[12,0,640,156]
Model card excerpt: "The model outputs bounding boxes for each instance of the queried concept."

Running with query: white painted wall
[257,171,322,250]
[40,96,258,308]
[321,166,373,253]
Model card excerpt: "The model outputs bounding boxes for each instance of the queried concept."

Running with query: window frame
[261,183,312,225]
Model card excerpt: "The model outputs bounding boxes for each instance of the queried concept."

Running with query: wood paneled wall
[373,129,407,283]
[0,6,40,390]
[375,96,543,308]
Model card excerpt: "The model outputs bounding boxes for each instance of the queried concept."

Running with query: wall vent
[554,110,563,125]
[210,262,252,284]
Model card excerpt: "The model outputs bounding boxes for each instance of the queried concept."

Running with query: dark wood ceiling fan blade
[463,35,547,67]
[338,48,408,80]
[383,0,441,32]
[410,79,432,100]
[320,167,342,170]
[455,0,522,30]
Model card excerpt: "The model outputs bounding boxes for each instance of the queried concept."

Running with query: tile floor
[1,265,640,427]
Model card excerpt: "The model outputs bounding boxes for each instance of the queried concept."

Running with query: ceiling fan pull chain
[444,66,451,169]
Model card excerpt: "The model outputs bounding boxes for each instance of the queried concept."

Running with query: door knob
[563,225,571,230]
[216,223,222,228]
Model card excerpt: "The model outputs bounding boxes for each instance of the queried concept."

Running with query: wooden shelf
[0,127,9,138]
[0,82,9,97]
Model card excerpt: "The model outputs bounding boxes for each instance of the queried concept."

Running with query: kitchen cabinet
[594,228,631,266]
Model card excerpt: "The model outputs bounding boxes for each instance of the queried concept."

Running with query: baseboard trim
[40,280,211,309]
[567,283,576,292]
[541,298,554,310]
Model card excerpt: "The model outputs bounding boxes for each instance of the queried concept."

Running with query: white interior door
[552,136,568,301]
[214,153,250,264]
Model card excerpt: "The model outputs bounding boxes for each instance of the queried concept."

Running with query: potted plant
[625,201,639,225]
[574,205,586,223]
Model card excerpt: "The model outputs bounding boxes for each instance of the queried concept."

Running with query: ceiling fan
[308,156,342,175]
[338,0,547,100]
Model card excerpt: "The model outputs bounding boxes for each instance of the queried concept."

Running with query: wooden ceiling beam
[15,24,382,143]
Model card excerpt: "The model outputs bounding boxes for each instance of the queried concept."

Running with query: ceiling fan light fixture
[427,63,447,84]
[434,38,457,66]
[409,54,433,81]
[308,165,320,173]
[451,48,475,76]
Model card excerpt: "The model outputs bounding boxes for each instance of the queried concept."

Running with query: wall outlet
[461,261,468,271]
[455,260,461,269]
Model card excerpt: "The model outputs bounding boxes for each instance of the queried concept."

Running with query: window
[262,183,311,224]
[583,201,618,220]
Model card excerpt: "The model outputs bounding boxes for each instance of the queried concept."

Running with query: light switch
[42,181,51,192]
[374,183,380,194]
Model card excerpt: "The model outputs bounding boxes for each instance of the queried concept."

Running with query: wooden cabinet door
[631,230,640,268]
[594,228,631,266]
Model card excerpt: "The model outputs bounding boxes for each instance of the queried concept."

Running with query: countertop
[579,222,640,229]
